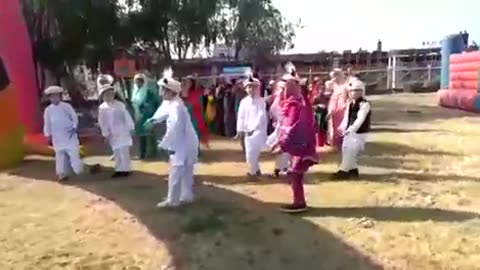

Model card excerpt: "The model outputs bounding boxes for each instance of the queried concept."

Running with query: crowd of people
[41,63,371,214]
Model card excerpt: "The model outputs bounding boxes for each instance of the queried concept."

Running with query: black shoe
[280,203,308,213]
[58,176,69,182]
[348,169,359,179]
[331,170,349,180]
[111,172,130,178]
[273,169,280,178]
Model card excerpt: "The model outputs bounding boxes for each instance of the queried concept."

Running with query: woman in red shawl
[271,64,318,213]
[182,77,209,147]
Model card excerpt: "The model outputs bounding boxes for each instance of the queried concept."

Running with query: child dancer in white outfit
[97,84,135,178]
[236,75,268,179]
[266,81,289,177]
[43,86,84,181]
[146,68,199,208]
[332,78,371,180]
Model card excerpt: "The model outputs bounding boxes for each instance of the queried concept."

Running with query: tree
[128,0,222,61]
[22,0,129,105]
[217,0,296,61]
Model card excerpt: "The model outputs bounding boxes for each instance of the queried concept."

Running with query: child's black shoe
[111,172,130,179]
[331,170,349,180]
[348,169,360,179]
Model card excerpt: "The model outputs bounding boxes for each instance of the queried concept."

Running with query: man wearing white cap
[332,78,371,180]
[146,68,199,208]
[236,75,268,179]
[43,86,84,181]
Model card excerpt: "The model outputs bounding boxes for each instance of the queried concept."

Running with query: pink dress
[278,96,318,174]
[327,82,348,150]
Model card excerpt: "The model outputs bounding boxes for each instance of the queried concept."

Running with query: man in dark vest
[332,78,371,180]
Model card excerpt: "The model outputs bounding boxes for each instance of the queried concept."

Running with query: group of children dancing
[42,63,371,213]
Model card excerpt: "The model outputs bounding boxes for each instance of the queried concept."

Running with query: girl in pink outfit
[327,69,349,150]
[271,64,318,213]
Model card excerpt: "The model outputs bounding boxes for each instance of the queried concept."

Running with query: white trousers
[275,152,290,170]
[113,146,131,172]
[55,148,84,177]
[245,134,264,174]
[167,161,195,204]
[339,133,367,171]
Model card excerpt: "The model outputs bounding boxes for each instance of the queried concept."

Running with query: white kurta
[98,100,134,172]
[266,99,289,171]
[43,102,83,177]
[339,100,371,171]
[237,96,268,174]
[151,97,199,204]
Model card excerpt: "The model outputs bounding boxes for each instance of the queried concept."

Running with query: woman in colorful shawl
[131,73,160,159]
[182,77,209,147]
[214,81,226,136]
[271,63,318,213]
[327,69,349,150]
[312,79,332,147]
[205,87,216,132]
[223,80,237,138]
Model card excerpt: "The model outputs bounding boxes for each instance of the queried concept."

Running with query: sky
[273,0,480,53]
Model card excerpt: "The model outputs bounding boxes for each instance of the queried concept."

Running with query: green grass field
[1,93,480,270]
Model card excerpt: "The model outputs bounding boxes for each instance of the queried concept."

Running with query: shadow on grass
[262,204,478,222]
[8,158,383,270]
[370,97,476,125]
[199,169,480,187]
[371,127,444,134]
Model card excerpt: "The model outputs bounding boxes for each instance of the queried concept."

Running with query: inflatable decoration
[438,34,480,112]
[0,57,25,169]
[0,0,90,166]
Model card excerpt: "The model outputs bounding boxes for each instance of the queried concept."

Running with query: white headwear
[134,73,147,82]
[98,84,114,97]
[242,67,260,88]
[331,68,344,79]
[44,85,64,95]
[97,74,114,89]
[281,62,300,82]
[157,67,181,93]
[347,78,366,94]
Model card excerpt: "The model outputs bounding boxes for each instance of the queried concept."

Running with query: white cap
[158,77,182,93]
[281,73,300,82]
[98,84,114,97]
[97,74,114,88]
[299,78,308,86]
[243,77,261,88]
[347,78,365,92]
[134,73,147,81]
[157,67,181,94]
[44,86,64,95]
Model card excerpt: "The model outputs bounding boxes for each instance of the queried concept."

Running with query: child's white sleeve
[43,107,51,137]
[252,100,267,132]
[159,105,182,152]
[98,107,109,138]
[236,100,247,133]
[151,101,169,123]
[66,103,78,129]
